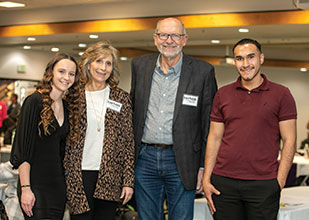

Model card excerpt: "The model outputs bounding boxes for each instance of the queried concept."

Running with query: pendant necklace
[88,90,106,132]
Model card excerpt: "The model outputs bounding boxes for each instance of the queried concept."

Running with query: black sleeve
[10,93,41,169]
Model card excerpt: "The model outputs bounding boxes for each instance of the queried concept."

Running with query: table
[293,156,309,185]
[0,145,11,163]
[0,183,7,201]
[278,186,309,220]
[194,197,213,220]
[194,186,309,220]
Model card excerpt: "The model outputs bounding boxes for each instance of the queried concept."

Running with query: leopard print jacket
[63,86,135,215]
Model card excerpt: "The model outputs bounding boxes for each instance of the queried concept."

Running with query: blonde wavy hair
[37,53,80,142]
[79,41,120,88]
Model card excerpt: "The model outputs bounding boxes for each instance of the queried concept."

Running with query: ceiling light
[300,67,307,72]
[238,28,249,33]
[79,52,84,56]
[27,37,36,41]
[23,46,31,50]
[120,57,128,61]
[89,35,99,39]
[51,47,59,52]
[211,40,220,44]
[78,43,87,48]
[0,1,25,7]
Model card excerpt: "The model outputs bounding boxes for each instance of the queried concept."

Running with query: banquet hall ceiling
[0,0,309,68]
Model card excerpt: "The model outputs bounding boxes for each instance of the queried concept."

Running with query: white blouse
[82,85,110,170]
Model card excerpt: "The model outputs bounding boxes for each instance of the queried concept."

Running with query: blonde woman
[64,41,135,220]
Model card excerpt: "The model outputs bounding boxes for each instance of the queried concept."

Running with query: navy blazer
[130,53,217,190]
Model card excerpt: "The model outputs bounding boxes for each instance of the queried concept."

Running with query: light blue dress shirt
[142,53,183,145]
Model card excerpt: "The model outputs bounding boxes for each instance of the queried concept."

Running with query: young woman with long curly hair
[10,53,80,220]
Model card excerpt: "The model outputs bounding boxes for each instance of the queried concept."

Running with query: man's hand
[203,181,220,215]
[277,177,285,189]
[196,169,204,194]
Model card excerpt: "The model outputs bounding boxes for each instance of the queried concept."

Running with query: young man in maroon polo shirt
[202,38,297,220]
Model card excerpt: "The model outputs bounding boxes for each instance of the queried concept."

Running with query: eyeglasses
[156,33,185,41]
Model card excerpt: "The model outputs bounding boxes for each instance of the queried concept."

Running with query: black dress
[10,91,69,220]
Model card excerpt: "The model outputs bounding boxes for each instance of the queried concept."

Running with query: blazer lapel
[142,54,158,120]
[173,55,192,123]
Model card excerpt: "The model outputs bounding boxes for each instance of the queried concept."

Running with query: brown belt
[143,143,172,149]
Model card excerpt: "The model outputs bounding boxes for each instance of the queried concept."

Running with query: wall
[0,48,308,148]
[118,60,132,93]
[0,48,54,81]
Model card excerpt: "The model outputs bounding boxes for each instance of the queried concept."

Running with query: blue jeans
[135,143,196,220]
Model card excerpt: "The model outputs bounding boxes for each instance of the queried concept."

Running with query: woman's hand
[120,187,133,205]
[21,187,36,217]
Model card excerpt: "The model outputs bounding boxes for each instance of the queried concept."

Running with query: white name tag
[107,99,122,113]
[182,94,198,107]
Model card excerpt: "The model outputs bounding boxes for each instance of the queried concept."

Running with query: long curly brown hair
[37,53,80,143]
[79,41,120,88]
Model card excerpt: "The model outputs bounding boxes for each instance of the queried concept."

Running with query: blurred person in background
[0,100,7,137]
[300,121,309,149]
[2,94,20,145]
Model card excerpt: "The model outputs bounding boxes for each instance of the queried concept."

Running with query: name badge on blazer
[182,94,198,107]
[107,99,122,113]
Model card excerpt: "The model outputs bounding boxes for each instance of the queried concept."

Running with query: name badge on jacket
[182,94,198,107]
[107,99,122,113]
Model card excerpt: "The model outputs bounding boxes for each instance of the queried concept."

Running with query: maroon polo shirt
[210,74,297,180]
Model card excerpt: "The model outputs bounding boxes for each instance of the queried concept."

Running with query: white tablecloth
[293,156,309,177]
[278,186,309,220]
[194,186,309,220]
[0,183,7,201]
[0,145,11,163]
[194,197,213,220]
